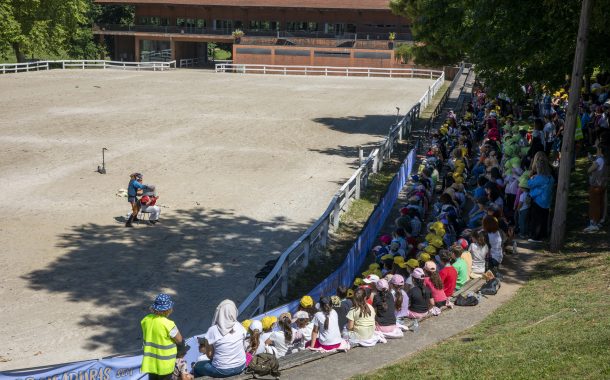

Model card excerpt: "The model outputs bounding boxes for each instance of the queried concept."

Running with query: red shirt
[439,265,457,297]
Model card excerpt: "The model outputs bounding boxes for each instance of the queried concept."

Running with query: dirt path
[0,70,434,370]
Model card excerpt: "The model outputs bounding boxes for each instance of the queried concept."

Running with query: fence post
[82,61,85,70]
[280,260,289,297]
[332,199,341,229]
[257,293,266,315]
[303,238,310,268]
[372,153,379,174]
[284,67,286,75]
[319,218,329,251]
[355,171,361,199]
[62,61,65,70]
[358,146,363,166]
[325,67,328,76]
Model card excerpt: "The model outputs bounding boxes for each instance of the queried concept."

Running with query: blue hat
[151,293,174,312]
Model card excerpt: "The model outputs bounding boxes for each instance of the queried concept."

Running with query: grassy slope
[354,158,610,380]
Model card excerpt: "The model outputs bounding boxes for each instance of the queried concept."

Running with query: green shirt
[452,258,469,291]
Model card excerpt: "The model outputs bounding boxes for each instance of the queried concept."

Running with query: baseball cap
[261,316,277,331]
[424,261,437,272]
[363,274,380,284]
[457,238,469,250]
[292,311,310,323]
[412,268,425,280]
[390,274,404,286]
[380,235,392,245]
[405,258,419,269]
[249,319,263,332]
[375,279,389,291]
[300,295,314,308]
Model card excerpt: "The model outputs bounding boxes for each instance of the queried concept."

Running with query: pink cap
[380,235,392,245]
[412,268,425,280]
[375,279,389,291]
[390,274,404,286]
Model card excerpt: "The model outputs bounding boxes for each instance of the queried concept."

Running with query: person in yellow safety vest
[141,293,184,380]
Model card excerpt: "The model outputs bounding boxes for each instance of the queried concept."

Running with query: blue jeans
[193,360,245,378]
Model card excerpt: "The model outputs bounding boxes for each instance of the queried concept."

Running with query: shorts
[128,196,137,204]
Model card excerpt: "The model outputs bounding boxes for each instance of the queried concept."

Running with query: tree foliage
[0,0,134,62]
[390,0,610,98]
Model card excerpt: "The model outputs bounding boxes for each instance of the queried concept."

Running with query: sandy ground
[0,69,434,370]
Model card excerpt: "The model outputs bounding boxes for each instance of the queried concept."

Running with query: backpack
[480,278,501,295]
[454,294,478,306]
[246,353,281,378]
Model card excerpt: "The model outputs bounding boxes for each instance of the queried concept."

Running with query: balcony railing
[94,24,412,41]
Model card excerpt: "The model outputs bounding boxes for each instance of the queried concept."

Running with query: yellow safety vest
[140,314,177,375]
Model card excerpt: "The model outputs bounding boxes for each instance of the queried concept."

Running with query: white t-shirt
[268,329,296,358]
[469,242,488,274]
[519,191,531,211]
[595,156,605,172]
[313,310,342,346]
[205,323,246,369]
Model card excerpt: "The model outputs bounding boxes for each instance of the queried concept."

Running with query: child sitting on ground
[292,310,313,350]
[265,312,296,358]
[172,344,193,380]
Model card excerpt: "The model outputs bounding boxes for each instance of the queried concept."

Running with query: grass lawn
[354,158,610,380]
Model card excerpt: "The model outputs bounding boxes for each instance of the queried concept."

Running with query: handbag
[480,278,501,295]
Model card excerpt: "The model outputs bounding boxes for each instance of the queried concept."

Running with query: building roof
[94,0,392,11]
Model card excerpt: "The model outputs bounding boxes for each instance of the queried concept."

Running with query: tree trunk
[12,42,26,63]
[549,0,593,252]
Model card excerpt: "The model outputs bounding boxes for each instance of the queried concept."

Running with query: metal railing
[423,63,467,135]
[94,24,412,42]
[237,70,445,318]
[215,64,444,79]
[0,60,176,74]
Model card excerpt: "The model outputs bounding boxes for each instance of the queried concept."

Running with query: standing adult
[527,155,555,243]
[584,146,607,232]
[127,172,147,227]
[141,294,184,380]
[194,300,247,378]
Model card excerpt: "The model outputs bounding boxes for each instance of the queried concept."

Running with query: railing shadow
[22,207,309,354]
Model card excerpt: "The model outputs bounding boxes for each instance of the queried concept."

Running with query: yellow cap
[419,252,432,262]
[300,295,314,308]
[430,237,443,248]
[393,256,405,264]
[354,277,363,286]
[261,316,277,331]
[369,263,380,270]
[346,289,354,298]
[424,245,436,254]
[241,319,252,331]
[380,254,394,261]
[406,259,419,269]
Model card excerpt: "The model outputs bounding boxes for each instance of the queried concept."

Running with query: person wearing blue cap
[141,293,184,380]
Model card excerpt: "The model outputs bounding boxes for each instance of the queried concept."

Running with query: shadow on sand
[23,208,309,354]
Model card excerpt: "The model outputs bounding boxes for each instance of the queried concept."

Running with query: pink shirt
[424,278,448,303]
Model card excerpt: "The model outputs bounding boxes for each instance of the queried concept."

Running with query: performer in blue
[126,172,147,227]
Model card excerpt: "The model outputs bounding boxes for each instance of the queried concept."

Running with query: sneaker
[512,241,519,255]
[527,238,542,243]
[584,225,599,233]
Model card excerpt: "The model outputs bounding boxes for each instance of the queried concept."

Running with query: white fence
[215,63,444,80]
[0,60,176,74]
[236,66,448,316]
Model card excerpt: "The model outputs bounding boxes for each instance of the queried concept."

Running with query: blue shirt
[528,175,555,209]
[128,179,146,197]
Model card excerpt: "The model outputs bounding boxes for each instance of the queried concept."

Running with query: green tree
[390,0,610,98]
[0,0,92,62]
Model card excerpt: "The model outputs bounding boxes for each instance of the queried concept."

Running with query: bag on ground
[480,278,501,295]
[454,294,479,306]
[245,353,280,378]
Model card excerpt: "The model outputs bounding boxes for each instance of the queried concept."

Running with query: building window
[140,40,171,62]
[326,23,346,35]
[248,21,278,31]
[140,16,168,26]
[286,22,319,32]
[177,18,202,28]
[215,19,233,30]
